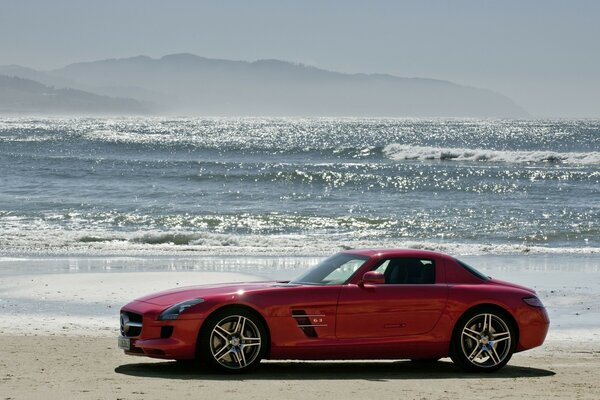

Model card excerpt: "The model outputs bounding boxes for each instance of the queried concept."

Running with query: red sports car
[118,249,549,372]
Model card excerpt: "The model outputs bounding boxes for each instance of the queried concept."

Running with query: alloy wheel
[209,315,263,370]
[460,312,512,368]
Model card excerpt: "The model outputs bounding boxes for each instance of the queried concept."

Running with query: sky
[1,0,599,117]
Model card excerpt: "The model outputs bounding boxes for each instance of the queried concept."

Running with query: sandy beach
[1,254,599,399]
[1,337,599,399]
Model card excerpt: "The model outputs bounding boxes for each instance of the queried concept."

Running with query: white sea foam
[383,144,600,165]
[0,225,598,257]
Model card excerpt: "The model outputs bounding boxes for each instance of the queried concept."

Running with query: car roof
[342,248,452,259]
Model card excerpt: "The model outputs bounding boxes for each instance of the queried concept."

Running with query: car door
[335,257,448,339]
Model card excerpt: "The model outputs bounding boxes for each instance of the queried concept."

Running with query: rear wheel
[198,307,266,373]
[450,307,516,372]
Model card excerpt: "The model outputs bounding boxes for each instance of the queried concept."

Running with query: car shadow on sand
[115,359,555,380]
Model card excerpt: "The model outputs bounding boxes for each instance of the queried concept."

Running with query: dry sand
[1,336,599,400]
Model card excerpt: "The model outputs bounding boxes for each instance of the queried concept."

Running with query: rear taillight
[523,296,544,308]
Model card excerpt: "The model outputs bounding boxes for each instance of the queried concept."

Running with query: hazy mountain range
[0,75,148,115]
[0,53,528,117]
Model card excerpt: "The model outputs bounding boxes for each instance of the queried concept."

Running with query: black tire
[198,307,267,373]
[450,306,516,372]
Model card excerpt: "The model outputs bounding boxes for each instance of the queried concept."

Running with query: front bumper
[120,301,204,360]
[119,336,198,359]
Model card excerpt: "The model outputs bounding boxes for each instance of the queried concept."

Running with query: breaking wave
[383,144,600,165]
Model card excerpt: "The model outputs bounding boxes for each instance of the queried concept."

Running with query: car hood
[488,278,536,295]
[134,281,280,306]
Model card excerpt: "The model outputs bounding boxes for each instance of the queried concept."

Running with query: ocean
[0,117,598,257]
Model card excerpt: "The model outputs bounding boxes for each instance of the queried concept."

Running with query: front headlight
[523,296,545,308]
[158,298,205,320]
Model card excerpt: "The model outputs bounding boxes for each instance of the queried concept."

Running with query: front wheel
[450,308,516,372]
[198,307,267,373]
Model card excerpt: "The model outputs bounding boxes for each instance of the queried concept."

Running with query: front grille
[120,312,143,337]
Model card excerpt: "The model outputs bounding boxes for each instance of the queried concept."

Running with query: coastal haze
[2,0,600,118]
[1,1,600,399]
[1,54,526,117]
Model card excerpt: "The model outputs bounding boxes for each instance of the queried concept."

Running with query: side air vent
[291,309,327,338]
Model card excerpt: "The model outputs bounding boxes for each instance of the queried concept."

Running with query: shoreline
[1,242,598,258]
[2,252,599,272]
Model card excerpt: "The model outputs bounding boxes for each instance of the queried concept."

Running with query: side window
[373,258,435,284]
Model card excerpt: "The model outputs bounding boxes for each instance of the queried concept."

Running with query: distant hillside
[1,54,528,117]
[0,75,149,115]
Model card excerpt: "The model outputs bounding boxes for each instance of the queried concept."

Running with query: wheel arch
[447,302,520,372]
[196,303,272,359]
[451,303,520,347]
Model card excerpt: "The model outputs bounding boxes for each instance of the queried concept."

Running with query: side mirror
[361,271,385,285]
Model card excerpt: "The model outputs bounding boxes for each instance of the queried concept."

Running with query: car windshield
[289,253,369,285]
